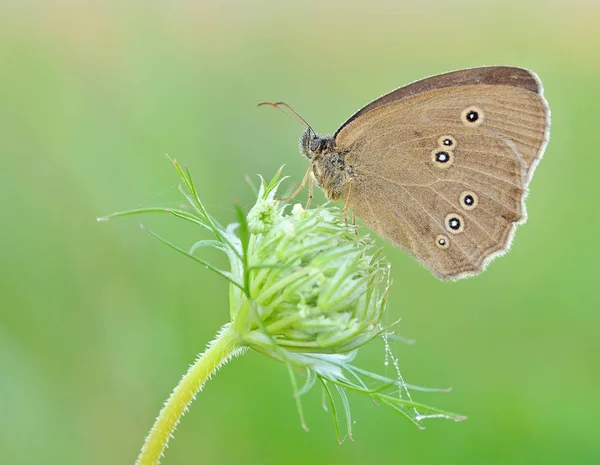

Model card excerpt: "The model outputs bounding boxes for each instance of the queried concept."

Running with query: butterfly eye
[431,149,454,168]
[461,106,484,127]
[435,234,450,250]
[310,139,321,152]
[438,135,456,148]
[459,191,479,211]
[445,213,465,234]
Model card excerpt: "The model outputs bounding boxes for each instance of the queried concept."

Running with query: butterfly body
[293,66,550,280]
[300,130,353,200]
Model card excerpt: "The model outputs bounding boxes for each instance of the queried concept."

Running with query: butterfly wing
[335,68,549,279]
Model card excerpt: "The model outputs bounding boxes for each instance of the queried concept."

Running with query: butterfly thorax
[300,129,354,200]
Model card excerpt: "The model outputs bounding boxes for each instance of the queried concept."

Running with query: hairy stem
[136,324,244,465]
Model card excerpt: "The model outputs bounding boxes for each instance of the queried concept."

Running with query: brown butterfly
[260,66,550,280]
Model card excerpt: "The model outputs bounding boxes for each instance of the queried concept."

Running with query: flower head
[100,160,464,442]
[232,187,389,359]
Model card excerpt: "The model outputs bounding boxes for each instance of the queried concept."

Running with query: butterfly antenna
[257,101,316,137]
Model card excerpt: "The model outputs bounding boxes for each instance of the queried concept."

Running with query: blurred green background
[1,1,599,464]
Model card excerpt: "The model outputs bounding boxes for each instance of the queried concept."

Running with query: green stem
[135,324,244,465]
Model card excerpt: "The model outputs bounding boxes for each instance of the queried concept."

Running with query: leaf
[139,224,244,292]
[335,384,354,441]
[320,379,341,443]
[235,204,251,297]
[189,240,228,255]
[295,369,316,397]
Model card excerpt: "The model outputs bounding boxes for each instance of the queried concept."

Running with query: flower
[100,159,464,465]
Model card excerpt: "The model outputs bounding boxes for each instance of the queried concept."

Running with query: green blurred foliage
[1,1,599,464]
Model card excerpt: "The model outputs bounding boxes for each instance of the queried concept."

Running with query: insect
[259,66,550,280]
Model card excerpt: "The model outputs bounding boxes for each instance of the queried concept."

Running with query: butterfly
[260,66,550,280]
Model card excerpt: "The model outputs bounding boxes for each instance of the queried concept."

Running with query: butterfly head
[300,127,333,160]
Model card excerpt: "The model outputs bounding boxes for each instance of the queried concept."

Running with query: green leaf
[189,240,229,254]
[320,379,341,443]
[140,224,244,292]
[235,204,251,297]
[335,384,354,441]
[295,369,317,397]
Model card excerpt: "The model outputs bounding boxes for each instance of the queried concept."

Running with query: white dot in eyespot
[438,135,457,148]
[459,191,479,211]
[431,149,454,168]
[461,106,484,127]
[435,234,450,249]
[445,213,465,234]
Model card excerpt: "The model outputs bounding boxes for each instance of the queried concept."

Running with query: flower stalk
[99,157,465,465]
[135,324,243,465]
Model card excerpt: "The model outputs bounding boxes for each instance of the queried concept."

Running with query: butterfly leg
[343,182,352,227]
[276,163,313,202]
[305,175,314,209]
